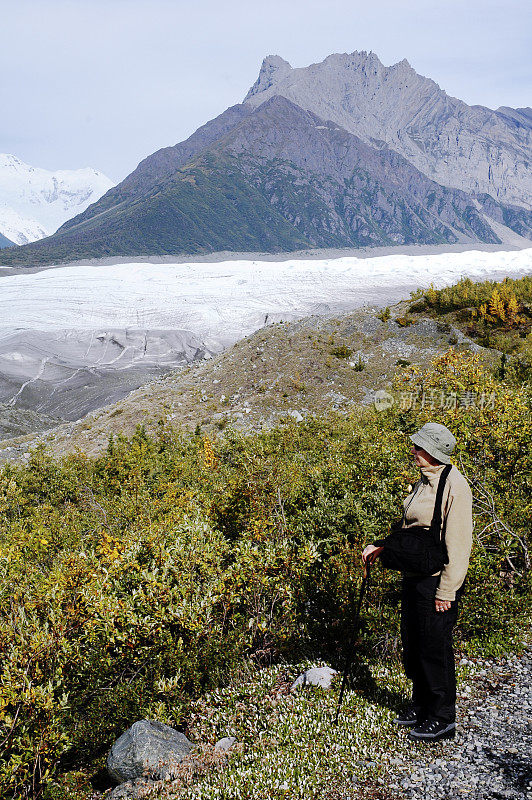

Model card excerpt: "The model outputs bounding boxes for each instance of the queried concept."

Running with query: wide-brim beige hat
[410,422,456,464]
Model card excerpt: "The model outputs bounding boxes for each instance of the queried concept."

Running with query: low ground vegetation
[0,344,530,798]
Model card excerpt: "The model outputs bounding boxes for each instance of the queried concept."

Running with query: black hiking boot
[408,719,456,741]
[394,708,421,727]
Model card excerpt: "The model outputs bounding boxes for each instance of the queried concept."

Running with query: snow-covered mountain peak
[0,154,22,168]
[0,154,40,176]
[0,154,114,245]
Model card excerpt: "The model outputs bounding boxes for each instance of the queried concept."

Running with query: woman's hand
[362,545,384,565]
[435,599,452,612]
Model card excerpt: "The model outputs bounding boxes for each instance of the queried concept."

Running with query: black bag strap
[430,464,452,538]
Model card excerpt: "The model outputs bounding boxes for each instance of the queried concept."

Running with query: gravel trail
[385,647,532,799]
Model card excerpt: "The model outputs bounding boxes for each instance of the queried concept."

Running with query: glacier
[0,246,530,422]
[1,248,531,338]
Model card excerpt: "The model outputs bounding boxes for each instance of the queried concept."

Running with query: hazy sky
[2,0,531,182]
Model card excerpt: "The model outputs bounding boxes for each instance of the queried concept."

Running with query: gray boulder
[291,666,337,690]
[107,720,193,783]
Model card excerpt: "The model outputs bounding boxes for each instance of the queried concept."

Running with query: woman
[362,422,473,742]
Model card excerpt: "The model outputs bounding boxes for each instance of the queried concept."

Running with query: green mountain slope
[0,231,16,249]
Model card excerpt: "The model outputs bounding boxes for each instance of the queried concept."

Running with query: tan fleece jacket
[402,463,473,601]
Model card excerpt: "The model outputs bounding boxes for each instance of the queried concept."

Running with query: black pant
[400,575,463,724]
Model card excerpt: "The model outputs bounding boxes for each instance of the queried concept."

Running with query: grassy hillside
[0,156,311,266]
[0,150,473,268]
[0,301,498,462]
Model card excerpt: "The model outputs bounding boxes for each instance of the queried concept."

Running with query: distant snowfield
[2,248,531,343]
[0,153,114,245]
[0,248,530,422]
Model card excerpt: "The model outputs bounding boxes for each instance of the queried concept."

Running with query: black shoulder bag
[379,464,452,575]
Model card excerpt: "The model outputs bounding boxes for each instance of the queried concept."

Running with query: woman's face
[410,443,440,468]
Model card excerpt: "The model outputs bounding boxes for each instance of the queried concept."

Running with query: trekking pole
[333,562,370,726]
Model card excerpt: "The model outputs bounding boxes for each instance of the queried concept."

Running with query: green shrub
[395,316,414,327]
[0,350,530,797]
[330,344,353,359]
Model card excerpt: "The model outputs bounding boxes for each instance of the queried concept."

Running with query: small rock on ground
[291,666,338,690]
[214,737,237,753]
[106,778,162,799]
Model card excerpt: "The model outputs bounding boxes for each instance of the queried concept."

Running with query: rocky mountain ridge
[244,52,532,210]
